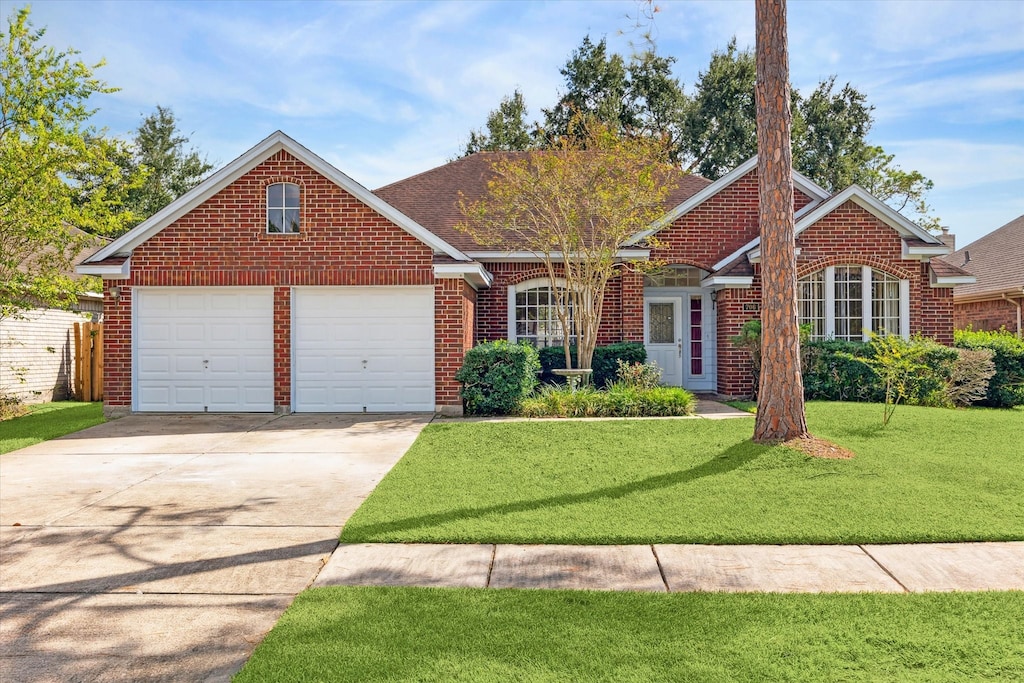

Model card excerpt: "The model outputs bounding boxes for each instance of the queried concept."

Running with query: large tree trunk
[753,0,808,442]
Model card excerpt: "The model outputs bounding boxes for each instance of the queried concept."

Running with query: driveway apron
[0,412,430,682]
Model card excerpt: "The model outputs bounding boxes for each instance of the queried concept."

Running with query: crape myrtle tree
[457,117,674,374]
[0,6,135,320]
[753,0,808,443]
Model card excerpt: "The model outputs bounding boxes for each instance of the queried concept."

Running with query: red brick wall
[475,262,636,346]
[434,278,477,412]
[713,201,959,396]
[954,298,1022,334]
[650,170,815,271]
[102,281,131,409]
[104,151,464,411]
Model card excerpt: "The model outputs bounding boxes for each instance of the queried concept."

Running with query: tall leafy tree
[463,89,537,155]
[680,38,758,178]
[791,76,874,191]
[542,36,631,140]
[753,0,808,443]
[0,6,134,318]
[624,49,689,162]
[124,105,212,227]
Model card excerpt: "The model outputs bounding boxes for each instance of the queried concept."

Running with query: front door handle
[677,340,682,358]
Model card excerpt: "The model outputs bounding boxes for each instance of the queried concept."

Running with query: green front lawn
[0,402,104,454]
[235,587,1024,682]
[341,402,1024,544]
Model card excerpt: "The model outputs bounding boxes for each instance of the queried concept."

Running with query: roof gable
[627,156,830,246]
[83,131,469,264]
[712,185,945,272]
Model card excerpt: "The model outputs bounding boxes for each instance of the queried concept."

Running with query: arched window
[508,278,574,348]
[798,265,909,341]
[644,265,706,288]
[267,183,300,233]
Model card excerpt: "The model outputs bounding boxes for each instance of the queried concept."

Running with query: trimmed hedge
[519,384,696,418]
[538,342,646,388]
[801,337,959,406]
[955,329,1024,407]
[456,340,540,415]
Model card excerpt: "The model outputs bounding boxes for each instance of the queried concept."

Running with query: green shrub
[802,341,883,402]
[615,359,662,389]
[456,340,540,415]
[519,384,695,418]
[849,334,958,425]
[802,337,958,408]
[538,342,646,388]
[955,329,1024,407]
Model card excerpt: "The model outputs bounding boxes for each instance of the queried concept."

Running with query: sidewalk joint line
[651,545,671,592]
[859,544,910,593]
[485,544,497,588]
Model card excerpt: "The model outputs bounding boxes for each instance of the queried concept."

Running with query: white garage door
[135,288,274,412]
[293,286,434,412]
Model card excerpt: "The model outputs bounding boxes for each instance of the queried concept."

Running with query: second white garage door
[292,287,435,412]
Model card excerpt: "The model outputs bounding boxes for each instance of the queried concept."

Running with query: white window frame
[508,277,574,347]
[801,265,910,341]
[267,182,300,234]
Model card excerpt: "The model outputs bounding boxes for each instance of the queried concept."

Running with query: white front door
[644,293,715,391]
[644,297,682,386]
[134,287,274,412]
[292,286,434,412]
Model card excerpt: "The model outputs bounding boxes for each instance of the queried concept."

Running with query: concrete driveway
[0,412,430,682]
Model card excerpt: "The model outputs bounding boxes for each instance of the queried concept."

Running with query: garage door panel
[293,287,434,412]
[135,288,273,412]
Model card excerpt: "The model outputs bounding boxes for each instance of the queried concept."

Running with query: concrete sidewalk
[315,541,1024,593]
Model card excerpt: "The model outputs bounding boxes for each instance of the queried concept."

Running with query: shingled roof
[943,215,1024,300]
[373,151,711,253]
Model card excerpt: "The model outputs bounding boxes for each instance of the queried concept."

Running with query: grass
[725,399,757,413]
[235,587,1024,682]
[340,402,1024,544]
[0,402,104,454]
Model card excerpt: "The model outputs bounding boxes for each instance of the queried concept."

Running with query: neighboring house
[943,215,1024,337]
[1,230,106,403]
[77,131,971,416]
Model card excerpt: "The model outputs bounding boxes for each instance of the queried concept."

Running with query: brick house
[78,131,971,416]
[942,215,1024,337]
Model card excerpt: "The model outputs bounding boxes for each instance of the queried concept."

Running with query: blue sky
[25,0,1024,247]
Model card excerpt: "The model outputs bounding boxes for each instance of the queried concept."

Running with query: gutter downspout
[1003,291,1024,339]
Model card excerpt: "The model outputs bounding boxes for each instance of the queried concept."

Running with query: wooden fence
[73,321,103,401]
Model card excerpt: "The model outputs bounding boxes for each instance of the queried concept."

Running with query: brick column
[273,286,292,412]
[621,270,645,342]
[434,278,475,415]
[102,281,132,416]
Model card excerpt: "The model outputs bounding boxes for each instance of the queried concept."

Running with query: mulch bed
[784,433,856,459]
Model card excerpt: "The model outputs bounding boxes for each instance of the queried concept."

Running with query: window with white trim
[267,183,300,233]
[798,265,909,341]
[509,279,574,348]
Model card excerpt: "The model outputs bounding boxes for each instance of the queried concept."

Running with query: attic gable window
[267,183,300,233]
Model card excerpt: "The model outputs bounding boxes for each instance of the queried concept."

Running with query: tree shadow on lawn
[343,438,771,540]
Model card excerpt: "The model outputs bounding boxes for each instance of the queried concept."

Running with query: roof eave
[433,262,494,289]
[75,258,131,279]
[701,275,754,288]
